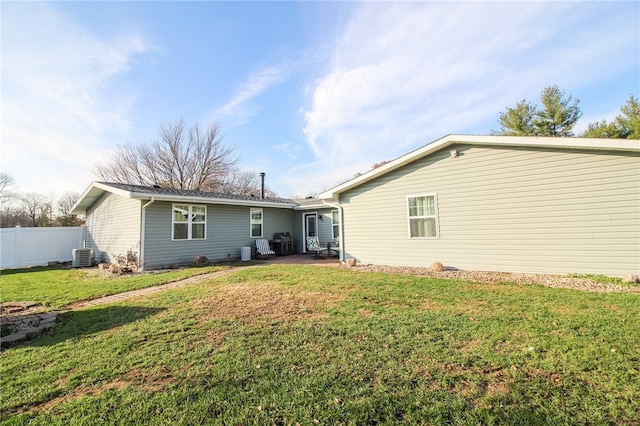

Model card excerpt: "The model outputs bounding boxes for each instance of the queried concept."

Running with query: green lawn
[1,265,638,425]
[0,264,229,308]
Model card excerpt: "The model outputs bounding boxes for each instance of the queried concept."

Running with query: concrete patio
[261,253,342,267]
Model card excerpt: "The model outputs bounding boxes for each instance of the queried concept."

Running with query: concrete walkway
[67,254,341,310]
[66,268,239,310]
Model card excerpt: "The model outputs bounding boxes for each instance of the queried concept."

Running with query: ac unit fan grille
[72,249,94,268]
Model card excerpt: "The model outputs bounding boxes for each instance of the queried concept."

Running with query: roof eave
[71,181,134,215]
[128,192,297,208]
[293,203,330,211]
[72,181,297,214]
[318,134,640,199]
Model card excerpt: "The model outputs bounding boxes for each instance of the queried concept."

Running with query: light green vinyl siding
[340,145,640,276]
[317,210,337,244]
[143,201,293,269]
[85,193,141,264]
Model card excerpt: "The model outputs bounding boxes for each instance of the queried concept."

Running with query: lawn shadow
[14,306,165,349]
[0,264,73,276]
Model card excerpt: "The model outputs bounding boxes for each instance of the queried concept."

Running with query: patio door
[303,213,317,252]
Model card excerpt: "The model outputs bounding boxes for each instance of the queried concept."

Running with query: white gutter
[139,197,155,271]
[322,199,344,262]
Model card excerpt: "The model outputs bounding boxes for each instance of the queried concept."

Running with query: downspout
[140,197,155,271]
[322,199,344,262]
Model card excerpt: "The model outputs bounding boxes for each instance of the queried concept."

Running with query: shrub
[108,250,139,275]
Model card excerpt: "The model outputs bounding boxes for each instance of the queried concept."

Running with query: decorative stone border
[1,303,59,348]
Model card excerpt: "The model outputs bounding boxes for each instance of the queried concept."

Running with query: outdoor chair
[255,239,275,259]
[326,239,340,258]
[306,236,325,259]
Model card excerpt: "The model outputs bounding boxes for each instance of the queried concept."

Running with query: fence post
[14,226,21,268]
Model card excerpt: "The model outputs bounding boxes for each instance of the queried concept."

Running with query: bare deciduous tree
[20,193,49,227]
[217,170,279,198]
[93,119,239,191]
[0,175,85,227]
[0,173,17,204]
[57,191,83,226]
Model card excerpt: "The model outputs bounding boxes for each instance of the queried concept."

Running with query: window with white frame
[331,210,339,239]
[250,208,263,238]
[407,194,439,238]
[172,204,206,240]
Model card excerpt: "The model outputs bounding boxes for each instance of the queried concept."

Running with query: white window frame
[250,208,263,238]
[406,194,439,239]
[331,209,340,240]
[172,204,207,241]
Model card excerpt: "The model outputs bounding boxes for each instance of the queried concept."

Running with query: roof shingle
[99,182,295,205]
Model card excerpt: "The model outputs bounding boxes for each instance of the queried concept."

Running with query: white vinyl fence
[0,226,86,269]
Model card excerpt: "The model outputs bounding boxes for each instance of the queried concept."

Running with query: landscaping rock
[1,305,59,348]
[191,254,210,267]
[622,274,639,284]
[0,302,40,315]
[346,259,357,267]
[350,265,640,294]
[430,262,445,272]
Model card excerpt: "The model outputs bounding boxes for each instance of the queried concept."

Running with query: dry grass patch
[550,304,579,316]
[356,308,373,318]
[123,367,175,392]
[419,299,442,311]
[21,367,176,416]
[483,369,511,397]
[195,281,345,325]
[455,298,493,316]
[19,379,130,416]
[455,338,485,352]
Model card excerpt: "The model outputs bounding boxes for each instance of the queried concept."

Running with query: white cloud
[272,143,293,152]
[1,3,154,194]
[270,142,303,162]
[212,65,288,124]
[300,2,639,184]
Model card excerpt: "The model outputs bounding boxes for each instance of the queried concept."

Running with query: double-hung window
[250,208,263,238]
[407,194,439,238]
[173,204,206,240]
[331,210,340,239]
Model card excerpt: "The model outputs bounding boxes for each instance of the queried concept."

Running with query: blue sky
[2,1,638,199]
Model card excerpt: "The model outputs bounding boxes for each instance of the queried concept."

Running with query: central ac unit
[72,248,94,268]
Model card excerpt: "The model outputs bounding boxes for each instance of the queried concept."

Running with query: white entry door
[303,213,318,252]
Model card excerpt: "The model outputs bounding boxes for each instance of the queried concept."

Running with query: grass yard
[0,264,228,308]
[1,265,639,425]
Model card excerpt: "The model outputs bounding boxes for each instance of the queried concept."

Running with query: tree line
[0,119,276,228]
[2,90,635,228]
[0,174,83,228]
[492,85,639,139]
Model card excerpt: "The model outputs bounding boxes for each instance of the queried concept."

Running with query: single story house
[71,182,339,269]
[319,135,639,276]
[72,135,639,276]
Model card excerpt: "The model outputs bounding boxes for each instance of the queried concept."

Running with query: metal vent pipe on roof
[260,172,265,199]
